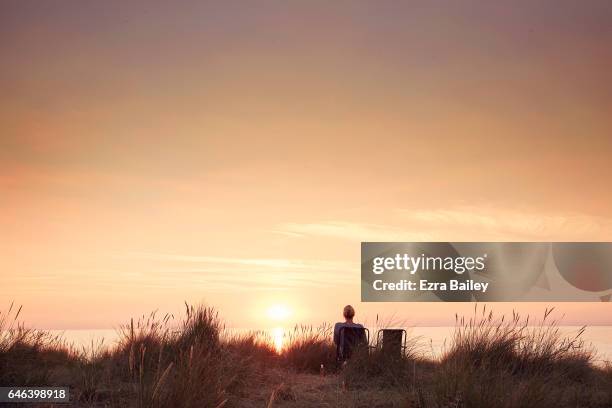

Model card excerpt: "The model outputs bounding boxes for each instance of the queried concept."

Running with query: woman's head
[343,305,355,320]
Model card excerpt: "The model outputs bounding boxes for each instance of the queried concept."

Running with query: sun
[266,304,291,321]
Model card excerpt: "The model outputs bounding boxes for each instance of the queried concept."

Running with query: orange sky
[1,1,611,329]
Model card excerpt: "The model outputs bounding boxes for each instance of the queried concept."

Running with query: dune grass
[426,305,608,408]
[0,303,78,387]
[280,324,336,374]
[1,303,611,407]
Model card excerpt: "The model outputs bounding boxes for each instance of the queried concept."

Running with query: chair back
[377,329,407,357]
[337,326,369,361]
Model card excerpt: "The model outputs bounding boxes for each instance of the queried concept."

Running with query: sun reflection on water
[271,327,284,352]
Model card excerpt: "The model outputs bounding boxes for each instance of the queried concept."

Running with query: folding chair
[336,326,369,363]
[376,329,407,357]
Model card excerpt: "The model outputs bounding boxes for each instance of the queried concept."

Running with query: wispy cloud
[277,207,612,242]
[121,252,352,272]
[111,252,356,291]
[399,207,612,240]
[277,222,428,241]
[4,253,357,294]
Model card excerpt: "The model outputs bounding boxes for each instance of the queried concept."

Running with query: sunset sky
[2,1,611,329]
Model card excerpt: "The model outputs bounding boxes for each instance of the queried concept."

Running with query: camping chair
[336,326,369,363]
[376,329,407,358]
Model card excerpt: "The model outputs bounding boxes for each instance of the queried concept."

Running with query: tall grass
[428,305,606,408]
[442,305,592,377]
[1,303,277,407]
[108,303,270,407]
[1,303,610,407]
[340,326,427,390]
[0,302,76,386]
[223,330,278,367]
[281,324,336,373]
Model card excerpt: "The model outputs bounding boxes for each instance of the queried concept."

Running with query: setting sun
[266,304,292,322]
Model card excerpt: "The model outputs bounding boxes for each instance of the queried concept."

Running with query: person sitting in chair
[333,305,363,345]
[334,305,367,362]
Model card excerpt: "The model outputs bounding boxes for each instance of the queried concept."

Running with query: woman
[333,305,364,346]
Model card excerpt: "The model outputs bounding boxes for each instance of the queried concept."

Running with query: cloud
[278,207,612,242]
[111,252,356,291]
[122,252,351,271]
[277,222,428,241]
[4,252,357,294]
[400,207,612,240]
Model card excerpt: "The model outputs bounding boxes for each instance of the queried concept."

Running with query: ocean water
[52,326,612,365]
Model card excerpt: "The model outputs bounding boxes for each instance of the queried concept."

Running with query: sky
[1,1,612,329]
